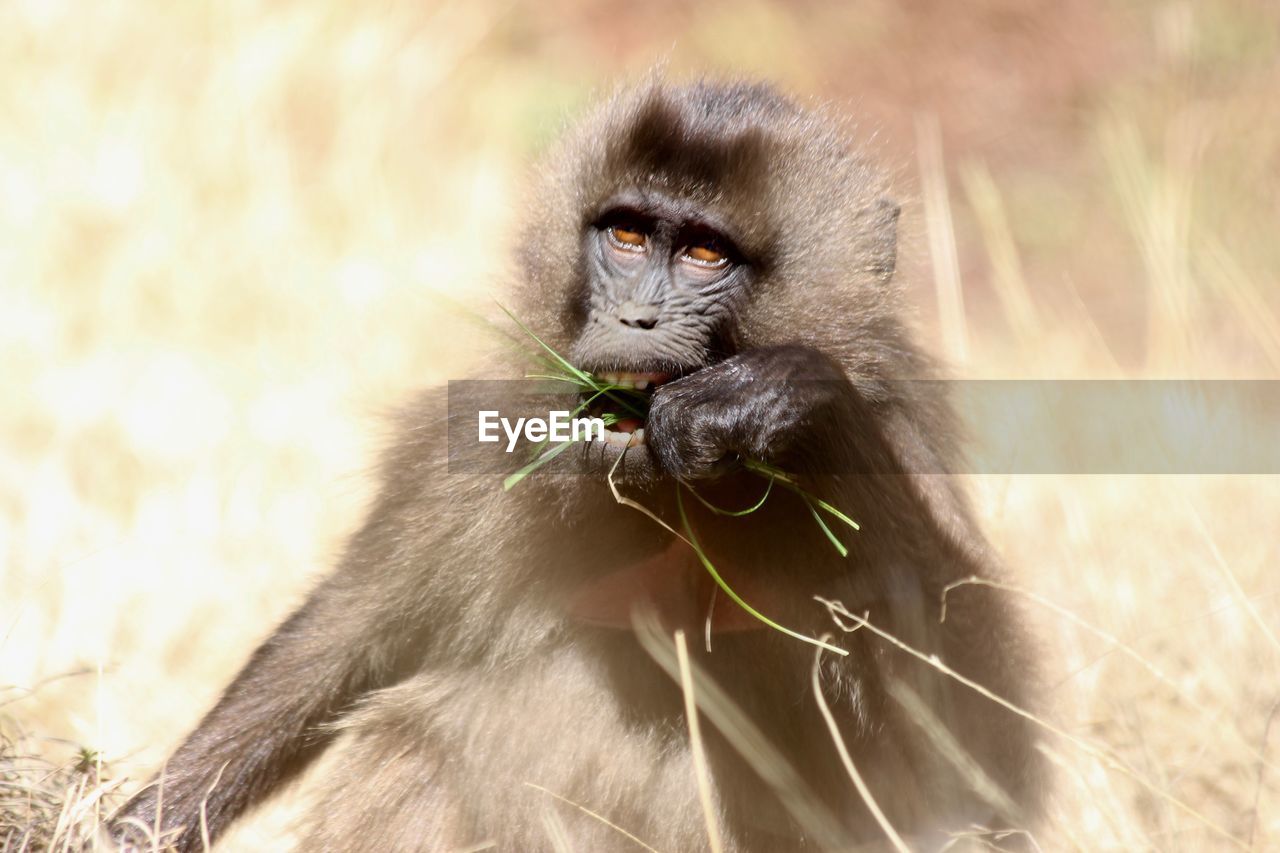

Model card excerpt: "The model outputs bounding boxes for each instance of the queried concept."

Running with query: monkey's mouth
[582,370,673,448]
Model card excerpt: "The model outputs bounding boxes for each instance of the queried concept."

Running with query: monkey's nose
[616,301,660,330]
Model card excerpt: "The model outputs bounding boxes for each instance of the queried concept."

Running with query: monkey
[111,79,1047,852]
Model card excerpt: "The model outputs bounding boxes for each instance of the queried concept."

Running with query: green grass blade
[742,458,796,483]
[742,459,860,532]
[685,476,775,517]
[497,302,592,382]
[503,440,574,491]
[524,373,594,387]
[498,302,649,419]
[804,496,849,557]
[677,487,846,656]
[807,496,860,532]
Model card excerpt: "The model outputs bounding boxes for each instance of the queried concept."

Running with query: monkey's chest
[566,539,780,634]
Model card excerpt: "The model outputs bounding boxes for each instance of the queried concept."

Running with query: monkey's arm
[112,401,453,851]
[112,561,415,850]
[647,343,981,538]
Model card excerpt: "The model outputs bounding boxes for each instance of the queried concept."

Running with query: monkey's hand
[646,345,850,479]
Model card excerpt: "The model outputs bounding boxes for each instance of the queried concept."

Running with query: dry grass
[2,0,1278,849]
[0,723,118,851]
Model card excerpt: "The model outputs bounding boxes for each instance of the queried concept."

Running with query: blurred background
[2,0,1278,848]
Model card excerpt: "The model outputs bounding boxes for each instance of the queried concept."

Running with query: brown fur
[113,78,1045,852]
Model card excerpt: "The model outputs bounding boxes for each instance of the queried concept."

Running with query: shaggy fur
[113,79,1045,852]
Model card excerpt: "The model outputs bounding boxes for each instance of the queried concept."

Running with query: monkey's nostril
[616,301,660,330]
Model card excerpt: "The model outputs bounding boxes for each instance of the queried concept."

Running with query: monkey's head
[511,79,910,479]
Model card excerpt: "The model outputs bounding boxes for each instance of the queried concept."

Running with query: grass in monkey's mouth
[578,370,672,444]
[498,304,856,656]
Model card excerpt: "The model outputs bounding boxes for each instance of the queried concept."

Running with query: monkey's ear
[863,197,900,282]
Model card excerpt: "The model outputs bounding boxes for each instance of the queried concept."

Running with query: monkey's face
[580,194,748,346]
[565,189,754,458]
[514,81,900,483]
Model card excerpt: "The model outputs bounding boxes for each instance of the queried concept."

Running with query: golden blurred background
[2,0,1278,848]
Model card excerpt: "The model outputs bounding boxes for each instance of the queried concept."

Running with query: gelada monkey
[113,79,1045,852]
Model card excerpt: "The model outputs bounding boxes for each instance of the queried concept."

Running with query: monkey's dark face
[569,191,752,374]
[566,190,755,470]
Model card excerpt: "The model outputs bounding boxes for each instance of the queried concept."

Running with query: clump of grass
[497,305,858,655]
[0,726,123,850]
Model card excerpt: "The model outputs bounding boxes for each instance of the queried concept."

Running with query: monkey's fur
[114,80,1046,852]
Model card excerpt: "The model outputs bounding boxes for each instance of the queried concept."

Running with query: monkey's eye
[680,239,729,268]
[606,225,648,252]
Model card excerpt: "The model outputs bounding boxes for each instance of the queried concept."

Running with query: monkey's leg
[300,648,724,853]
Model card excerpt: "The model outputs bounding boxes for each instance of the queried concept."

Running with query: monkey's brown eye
[682,241,728,267]
[607,225,647,251]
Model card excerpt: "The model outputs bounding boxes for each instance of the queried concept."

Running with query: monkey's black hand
[646,345,850,479]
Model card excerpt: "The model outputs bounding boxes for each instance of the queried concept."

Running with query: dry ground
[2,0,1278,850]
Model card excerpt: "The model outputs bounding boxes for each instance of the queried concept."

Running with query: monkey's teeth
[602,427,645,448]
[605,376,638,389]
[595,371,670,389]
